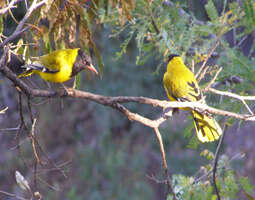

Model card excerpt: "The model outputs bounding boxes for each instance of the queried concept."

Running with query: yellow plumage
[163,55,222,142]
[18,48,98,83]
[34,48,79,83]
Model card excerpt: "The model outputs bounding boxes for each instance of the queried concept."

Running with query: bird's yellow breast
[163,56,200,110]
[35,64,73,83]
[34,49,79,83]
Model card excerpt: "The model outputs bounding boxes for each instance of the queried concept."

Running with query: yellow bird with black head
[163,54,222,142]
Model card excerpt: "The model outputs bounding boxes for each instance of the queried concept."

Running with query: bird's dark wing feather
[22,64,59,74]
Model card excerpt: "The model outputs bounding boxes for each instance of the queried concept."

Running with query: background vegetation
[0,0,255,199]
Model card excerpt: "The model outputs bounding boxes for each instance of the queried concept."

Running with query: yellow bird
[163,54,222,142]
[19,48,98,83]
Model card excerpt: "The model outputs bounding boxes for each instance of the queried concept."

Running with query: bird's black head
[72,49,98,77]
[167,54,180,63]
[77,49,92,66]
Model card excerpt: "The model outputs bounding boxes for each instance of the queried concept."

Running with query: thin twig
[31,118,40,163]
[162,0,204,25]
[147,174,167,184]
[208,88,254,114]
[31,118,39,192]
[27,96,34,122]
[197,65,210,83]
[0,190,28,200]
[0,126,20,132]
[16,92,29,169]
[196,32,222,81]
[37,176,61,191]
[151,17,160,35]
[207,88,255,101]
[34,160,72,174]
[0,27,29,48]
[212,117,228,200]
[34,160,38,192]
[0,0,23,16]
[153,127,177,200]
[203,67,222,91]
[194,170,212,184]
[32,138,68,178]
[240,99,253,115]
[0,0,47,48]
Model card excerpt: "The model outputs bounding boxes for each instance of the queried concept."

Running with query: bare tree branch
[207,88,255,101]
[212,118,228,200]
[0,0,23,16]
[203,67,222,91]
[153,127,177,200]
[0,190,29,200]
[196,33,221,81]
[0,0,47,48]
[0,27,29,48]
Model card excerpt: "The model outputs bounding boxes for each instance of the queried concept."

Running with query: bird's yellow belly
[36,65,72,83]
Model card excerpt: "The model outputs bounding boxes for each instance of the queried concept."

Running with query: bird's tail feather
[191,110,222,142]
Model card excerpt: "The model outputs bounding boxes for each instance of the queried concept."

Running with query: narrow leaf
[15,171,31,192]
[239,176,254,194]
[205,0,219,21]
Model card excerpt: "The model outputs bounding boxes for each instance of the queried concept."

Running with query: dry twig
[207,88,254,115]
[0,0,23,16]
[0,190,28,200]
[212,117,228,200]
[0,0,47,48]
[202,67,222,92]
[153,127,177,200]
[196,33,222,82]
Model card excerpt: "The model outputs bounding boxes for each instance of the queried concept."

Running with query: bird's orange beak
[86,64,98,75]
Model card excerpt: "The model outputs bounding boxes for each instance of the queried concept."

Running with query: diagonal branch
[153,127,177,200]
[0,0,47,48]
[212,117,228,200]
[0,0,23,16]
[196,32,222,82]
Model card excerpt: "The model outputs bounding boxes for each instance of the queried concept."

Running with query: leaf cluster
[167,154,255,200]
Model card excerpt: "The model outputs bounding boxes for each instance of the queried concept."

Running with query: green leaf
[167,194,174,200]
[75,73,81,89]
[0,17,3,33]
[83,8,104,77]
[244,0,255,26]
[239,176,254,195]
[205,0,219,21]
[223,170,239,198]
[187,136,199,149]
